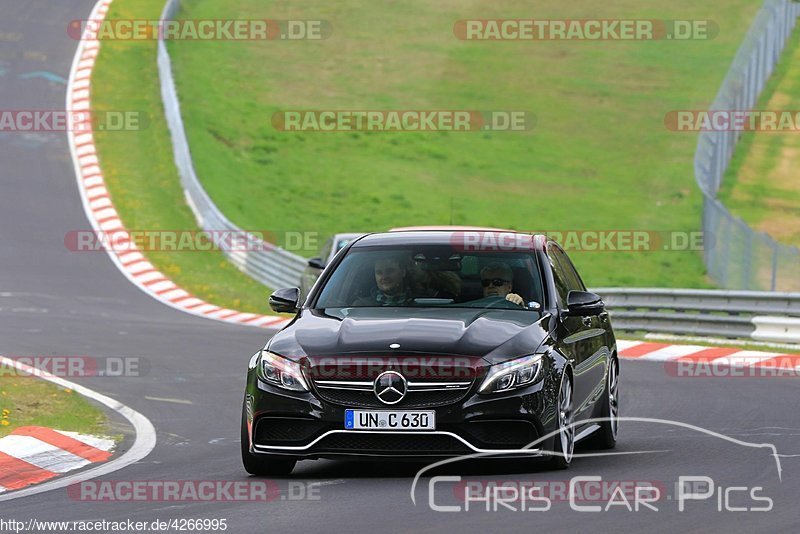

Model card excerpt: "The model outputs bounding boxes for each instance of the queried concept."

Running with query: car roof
[388,225,514,232]
[352,229,548,248]
[332,232,365,242]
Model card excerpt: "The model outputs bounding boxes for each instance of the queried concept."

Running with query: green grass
[719,26,800,246]
[90,0,273,313]
[0,379,110,439]
[165,0,765,289]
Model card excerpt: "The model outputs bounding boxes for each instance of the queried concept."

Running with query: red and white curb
[66,0,288,331]
[617,340,800,370]
[0,354,155,502]
[0,427,114,493]
[0,356,156,502]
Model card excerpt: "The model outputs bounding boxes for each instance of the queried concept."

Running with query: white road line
[145,396,193,405]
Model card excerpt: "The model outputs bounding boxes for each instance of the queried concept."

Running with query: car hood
[267,307,554,365]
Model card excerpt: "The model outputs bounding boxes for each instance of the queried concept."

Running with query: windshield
[314,245,544,311]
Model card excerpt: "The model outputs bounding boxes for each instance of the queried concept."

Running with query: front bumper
[245,375,558,460]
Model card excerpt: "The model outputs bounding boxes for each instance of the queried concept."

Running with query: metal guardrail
[157,0,307,290]
[594,288,800,343]
[695,0,800,291]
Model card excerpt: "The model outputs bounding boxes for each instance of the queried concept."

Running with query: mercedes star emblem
[374,370,407,405]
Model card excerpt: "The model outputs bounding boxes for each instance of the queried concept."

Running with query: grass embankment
[167,0,763,288]
[90,0,271,313]
[719,27,800,247]
[0,379,109,439]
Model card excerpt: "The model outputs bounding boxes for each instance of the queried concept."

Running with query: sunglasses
[481,278,511,288]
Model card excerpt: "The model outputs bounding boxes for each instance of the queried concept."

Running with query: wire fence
[157,0,307,290]
[696,0,800,291]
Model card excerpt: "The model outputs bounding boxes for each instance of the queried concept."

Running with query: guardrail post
[771,241,779,291]
[743,227,753,289]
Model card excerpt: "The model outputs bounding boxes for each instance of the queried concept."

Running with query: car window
[314,245,544,311]
[546,245,570,308]
[550,245,586,294]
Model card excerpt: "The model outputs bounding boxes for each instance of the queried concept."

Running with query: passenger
[480,262,523,305]
[352,254,415,306]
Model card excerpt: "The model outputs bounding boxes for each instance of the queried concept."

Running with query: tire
[548,372,574,470]
[241,400,297,476]
[589,356,619,449]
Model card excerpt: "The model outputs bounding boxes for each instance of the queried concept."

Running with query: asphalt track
[1,1,799,532]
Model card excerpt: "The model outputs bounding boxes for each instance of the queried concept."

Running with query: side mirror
[269,287,301,314]
[307,257,326,270]
[564,290,605,317]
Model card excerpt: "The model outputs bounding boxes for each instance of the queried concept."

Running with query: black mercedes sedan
[242,230,619,475]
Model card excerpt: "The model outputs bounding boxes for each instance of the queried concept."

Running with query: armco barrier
[157,0,307,290]
[594,288,800,344]
[752,316,800,343]
[695,0,800,291]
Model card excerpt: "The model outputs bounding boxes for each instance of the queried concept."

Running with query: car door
[556,249,613,364]
[547,244,606,419]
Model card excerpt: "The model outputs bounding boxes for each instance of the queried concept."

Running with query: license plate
[344,410,435,430]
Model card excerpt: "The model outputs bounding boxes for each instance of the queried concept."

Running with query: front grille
[254,417,328,445]
[306,353,483,409]
[315,432,471,454]
[314,387,469,408]
[462,420,539,449]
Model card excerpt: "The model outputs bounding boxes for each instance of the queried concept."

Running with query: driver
[353,254,415,306]
[480,262,524,306]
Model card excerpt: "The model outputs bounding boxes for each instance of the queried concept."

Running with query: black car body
[242,230,620,475]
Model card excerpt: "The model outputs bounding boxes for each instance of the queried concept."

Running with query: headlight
[479,354,543,394]
[256,351,309,392]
